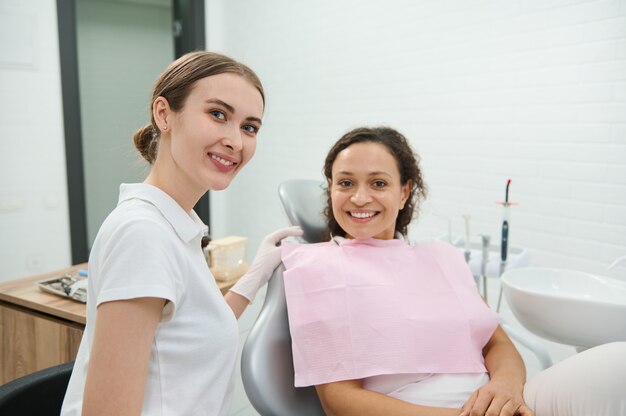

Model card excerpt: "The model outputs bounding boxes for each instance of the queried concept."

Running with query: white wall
[0,0,173,282]
[208,0,626,280]
[0,0,71,281]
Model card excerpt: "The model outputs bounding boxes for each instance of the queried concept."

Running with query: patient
[281,126,626,416]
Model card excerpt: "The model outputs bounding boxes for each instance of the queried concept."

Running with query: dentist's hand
[229,226,303,302]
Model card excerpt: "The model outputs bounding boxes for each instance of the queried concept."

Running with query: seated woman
[281,126,626,416]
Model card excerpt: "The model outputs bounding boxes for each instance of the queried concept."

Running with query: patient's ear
[400,180,412,209]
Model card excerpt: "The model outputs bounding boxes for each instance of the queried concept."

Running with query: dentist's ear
[153,96,172,132]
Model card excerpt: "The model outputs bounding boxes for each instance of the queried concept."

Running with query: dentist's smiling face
[330,142,411,240]
[166,73,264,192]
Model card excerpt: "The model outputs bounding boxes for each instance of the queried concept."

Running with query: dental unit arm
[480,234,490,303]
[463,214,472,263]
[500,180,511,277]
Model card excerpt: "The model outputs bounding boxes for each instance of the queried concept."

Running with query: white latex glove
[230,226,303,302]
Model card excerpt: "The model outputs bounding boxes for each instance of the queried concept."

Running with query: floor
[229,277,578,415]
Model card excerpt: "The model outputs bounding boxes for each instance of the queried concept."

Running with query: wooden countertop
[0,264,88,324]
[0,264,240,326]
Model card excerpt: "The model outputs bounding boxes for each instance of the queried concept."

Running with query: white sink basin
[501,267,626,350]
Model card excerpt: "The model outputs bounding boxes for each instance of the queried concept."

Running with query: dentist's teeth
[351,211,375,218]
[211,154,234,166]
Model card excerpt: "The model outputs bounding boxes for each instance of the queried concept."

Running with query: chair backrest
[0,362,73,416]
[241,180,326,416]
[241,265,324,416]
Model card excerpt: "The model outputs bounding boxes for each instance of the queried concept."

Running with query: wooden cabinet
[0,264,238,384]
[0,264,88,385]
[0,302,83,384]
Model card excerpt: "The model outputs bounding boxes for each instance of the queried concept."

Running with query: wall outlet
[25,254,44,271]
[0,195,25,213]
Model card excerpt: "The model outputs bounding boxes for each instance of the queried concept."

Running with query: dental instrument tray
[36,273,88,303]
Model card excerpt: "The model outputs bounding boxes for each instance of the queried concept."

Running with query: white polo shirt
[62,183,239,416]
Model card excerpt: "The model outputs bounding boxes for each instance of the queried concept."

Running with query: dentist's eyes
[337,180,353,187]
[209,110,226,120]
[372,180,387,188]
[242,124,259,134]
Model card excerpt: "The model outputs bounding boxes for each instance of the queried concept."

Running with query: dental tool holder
[455,238,529,279]
[454,237,529,309]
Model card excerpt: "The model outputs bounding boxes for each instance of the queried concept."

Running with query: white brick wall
[209,0,626,280]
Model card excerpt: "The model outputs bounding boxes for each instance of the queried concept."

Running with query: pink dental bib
[281,238,499,387]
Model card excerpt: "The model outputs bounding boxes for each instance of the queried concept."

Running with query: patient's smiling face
[330,142,410,240]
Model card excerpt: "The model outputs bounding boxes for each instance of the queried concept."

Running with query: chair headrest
[278,180,327,243]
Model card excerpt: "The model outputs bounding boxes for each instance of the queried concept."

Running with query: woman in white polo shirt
[61,51,302,416]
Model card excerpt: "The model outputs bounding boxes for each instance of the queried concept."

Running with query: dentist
[61,51,301,416]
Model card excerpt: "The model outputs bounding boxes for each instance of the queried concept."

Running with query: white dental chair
[241,180,326,416]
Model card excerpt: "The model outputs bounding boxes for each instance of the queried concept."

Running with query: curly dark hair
[322,126,427,238]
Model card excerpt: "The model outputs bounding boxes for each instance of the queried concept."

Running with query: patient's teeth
[351,211,375,218]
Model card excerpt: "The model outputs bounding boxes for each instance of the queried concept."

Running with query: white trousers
[524,342,626,416]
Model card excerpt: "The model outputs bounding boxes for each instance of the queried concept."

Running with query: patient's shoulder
[281,241,336,263]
